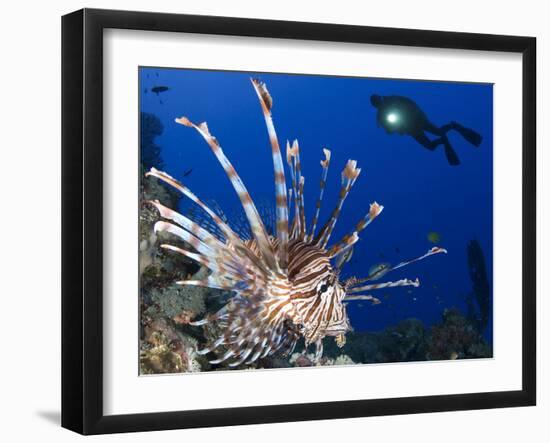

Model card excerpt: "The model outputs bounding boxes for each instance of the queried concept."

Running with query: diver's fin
[452,122,482,147]
[443,139,460,166]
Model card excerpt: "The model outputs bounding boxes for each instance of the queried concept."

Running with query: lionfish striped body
[147,79,447,367]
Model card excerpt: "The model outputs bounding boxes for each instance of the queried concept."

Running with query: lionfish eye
[319,283,329,294]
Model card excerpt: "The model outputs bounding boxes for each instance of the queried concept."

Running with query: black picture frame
[62,8,536,435]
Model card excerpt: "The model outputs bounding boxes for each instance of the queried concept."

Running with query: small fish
[151,85,170,95]
[427,231,441,244]
[183,168,193,177]
[367,262,391,280]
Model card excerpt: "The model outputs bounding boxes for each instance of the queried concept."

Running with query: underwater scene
[139,67,493,374]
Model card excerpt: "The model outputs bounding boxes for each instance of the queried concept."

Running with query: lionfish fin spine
[160,244,228,275]
[154,221,216,258]
[329,232,359,260]
[176,278,235,292]
[146,169,238,243]
[146,168,270,277]
[329,202,384,257]
[286,140,307,240]
[175,117,281,275]
[286,140,300,239]
[391,246,448,271]
[308,148,331,242]
[315,159,361,248]
[346,246,447,289]
[346,278,420,294]
[344,294,381,304]
[148,200,226,250]
[251,78,289,270]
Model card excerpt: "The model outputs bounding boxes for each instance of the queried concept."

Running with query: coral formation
[139,111,220,375]
[288,353,356,367]
[321,311,491,365]
[140,112,164,170]
[140,317,205,374]
[427,308,492,360]
[149,267,209,321]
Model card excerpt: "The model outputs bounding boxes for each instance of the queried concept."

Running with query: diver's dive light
[386,112,399,124]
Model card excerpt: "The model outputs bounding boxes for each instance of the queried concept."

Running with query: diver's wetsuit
[371,95,482,166]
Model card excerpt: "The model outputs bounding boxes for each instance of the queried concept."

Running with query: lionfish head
[146,78,447,366]
[286,242,351,346]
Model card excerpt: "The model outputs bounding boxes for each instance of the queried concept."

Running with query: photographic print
[138,67,493,375]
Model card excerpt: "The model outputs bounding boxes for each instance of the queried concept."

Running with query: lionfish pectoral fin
[345,246,447,289]
[346,278,420,294]
[343,294,381,305]
[147,167,273,281]
[209,349,235,365]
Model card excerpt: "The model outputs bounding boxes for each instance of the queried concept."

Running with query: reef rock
[427,308,492,360]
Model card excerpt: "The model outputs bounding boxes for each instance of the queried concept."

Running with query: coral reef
[140,112,164,170]
[149,267,209,321]
[321,311,491,365]
[139,110,221,375]
[288,353,356,367]
[140,317,206,374]
[321,318,427,364]
[427,308,492,360]
[139,112,180,247]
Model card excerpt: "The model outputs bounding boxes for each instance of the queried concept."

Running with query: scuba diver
[370,94,482,166]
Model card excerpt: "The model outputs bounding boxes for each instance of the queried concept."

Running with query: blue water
[139,67,493,343]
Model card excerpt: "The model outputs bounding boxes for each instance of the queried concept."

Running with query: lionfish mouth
[146,78,447,368]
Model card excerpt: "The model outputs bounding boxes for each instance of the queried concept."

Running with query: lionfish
[146,79,446,367]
